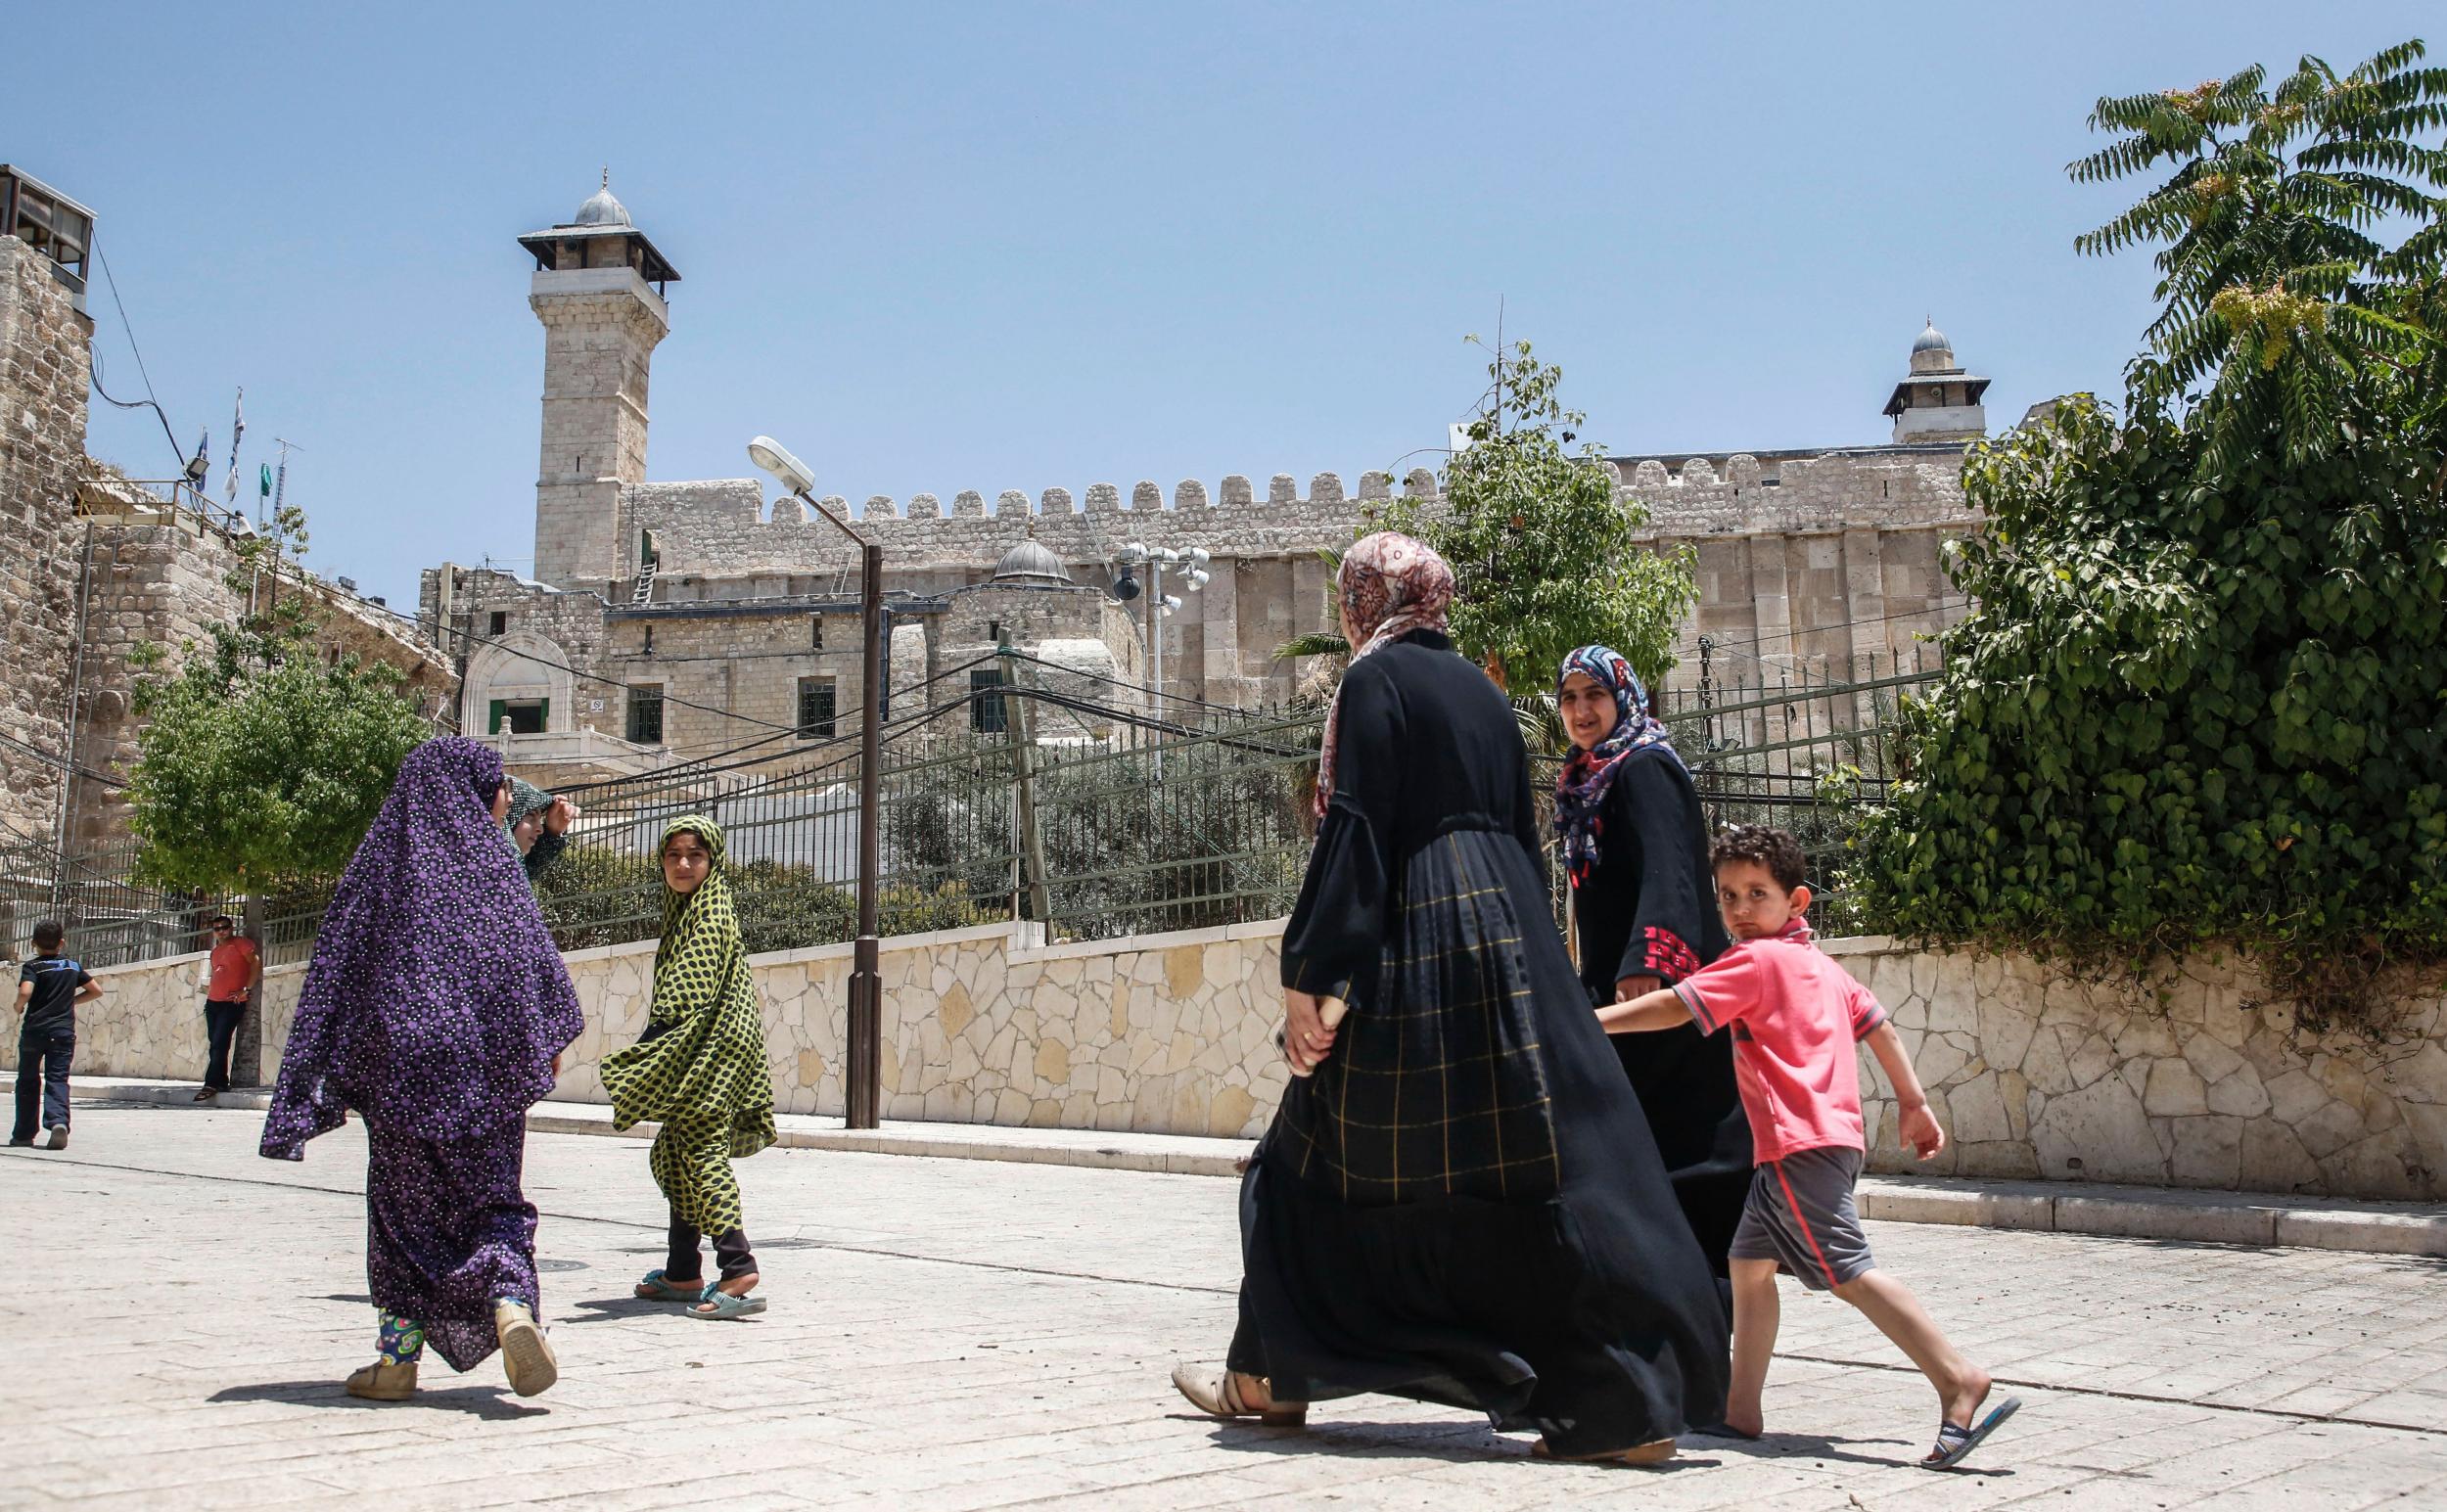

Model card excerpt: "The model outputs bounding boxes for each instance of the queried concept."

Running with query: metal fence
[43,655,1939,967]
[1654,647,1942,935]
[0,830,241,970]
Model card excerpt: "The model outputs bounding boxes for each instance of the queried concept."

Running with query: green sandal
[634,1269,702,1302]
[690,1286,767,1320]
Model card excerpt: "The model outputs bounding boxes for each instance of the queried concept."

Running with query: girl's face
[512,812,544,854]
[663,832,713,895]
[1558,672,1620,753]
[490,780,513,823]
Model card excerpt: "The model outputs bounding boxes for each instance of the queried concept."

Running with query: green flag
[259,463,272,497]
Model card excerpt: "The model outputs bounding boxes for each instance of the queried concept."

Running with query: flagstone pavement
[4,1102,2444,1510]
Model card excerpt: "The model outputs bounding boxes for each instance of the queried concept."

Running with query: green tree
[125,507,434,893]
[1377,339,1696,701]
[1855,41,2447,1029]
[2071,41,2447,477]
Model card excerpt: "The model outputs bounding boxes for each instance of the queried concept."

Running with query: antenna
[270,437,303,529]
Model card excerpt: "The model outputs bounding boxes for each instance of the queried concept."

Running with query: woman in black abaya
[1553,645,1750,1278]
[1172,533,1728,1465]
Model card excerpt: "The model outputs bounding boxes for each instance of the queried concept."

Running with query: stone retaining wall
[19,926,2442,1199]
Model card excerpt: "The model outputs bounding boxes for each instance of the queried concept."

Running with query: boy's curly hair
[1711,825,1807,892]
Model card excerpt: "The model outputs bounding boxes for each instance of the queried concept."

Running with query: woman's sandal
[1923,1397,2020,1470]
[1169,1364,1308,1427]
[634,1269,702,1302]
[345,1360,418,1401]
[689,1285,767,1320]
[1532,1437,1678,1466]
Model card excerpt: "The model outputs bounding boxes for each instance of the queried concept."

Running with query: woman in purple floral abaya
[261,737,584,1402]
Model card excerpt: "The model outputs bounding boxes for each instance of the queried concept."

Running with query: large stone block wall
[0,236,92,848]
[57,513,446,845]
[33,923,2445,1200]
[607,446,1976,709]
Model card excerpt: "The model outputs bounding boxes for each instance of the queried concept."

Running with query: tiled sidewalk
[3,1102,2443,1509]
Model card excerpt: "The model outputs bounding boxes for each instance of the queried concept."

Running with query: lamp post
[749,435,885,1129]
[1114,542,1210,776]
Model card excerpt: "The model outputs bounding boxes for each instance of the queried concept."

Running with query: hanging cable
[91,247,188,475]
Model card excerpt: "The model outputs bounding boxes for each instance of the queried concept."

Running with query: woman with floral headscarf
[1555,646,1749,1279]
[502,777,578,883]
[262,737,584,1401]
[601,815,777,1319]
[1173,533,1728,1466]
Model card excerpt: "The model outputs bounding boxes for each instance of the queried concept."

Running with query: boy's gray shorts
[1730,1146,1875,1291]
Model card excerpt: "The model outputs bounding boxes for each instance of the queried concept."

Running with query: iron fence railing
[41,658,1940,968]
[0,831,242,971]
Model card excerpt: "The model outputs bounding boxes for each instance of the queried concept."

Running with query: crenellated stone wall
[604,443,1975,709]
[35,923,2446,1200]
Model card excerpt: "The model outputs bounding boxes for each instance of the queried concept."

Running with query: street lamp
[748,435,885,1130]
[1116,541,1212,775]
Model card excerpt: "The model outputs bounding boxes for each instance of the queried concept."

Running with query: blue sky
[21,3,2438,606]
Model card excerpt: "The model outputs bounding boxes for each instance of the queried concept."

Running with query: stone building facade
[0,185,94,852]
[428,181,1988,783]
[0,169,455,870]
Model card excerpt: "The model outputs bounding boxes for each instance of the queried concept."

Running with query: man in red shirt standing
[198,915,261,1103]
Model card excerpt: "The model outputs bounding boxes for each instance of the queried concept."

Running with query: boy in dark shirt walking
[13,920,103,1150]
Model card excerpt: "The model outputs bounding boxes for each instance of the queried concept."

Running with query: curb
[77,1079,2447,1258]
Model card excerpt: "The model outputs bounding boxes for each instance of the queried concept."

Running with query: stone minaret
[1882,321,1990,444]
[518,174,680,592]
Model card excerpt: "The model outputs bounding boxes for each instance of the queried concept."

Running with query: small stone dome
[574,171,631,228]
[992,533,1071,586]
[1909,319,1957,374]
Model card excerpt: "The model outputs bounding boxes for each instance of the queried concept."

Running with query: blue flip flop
[689,1285,768,1320]
[634,1269,701,1302]
[1923,1396,2020,1470]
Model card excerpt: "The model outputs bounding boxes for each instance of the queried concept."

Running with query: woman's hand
[1282,987,1338,1074]
[545,797,580,835]
[1615,973,1662,1004]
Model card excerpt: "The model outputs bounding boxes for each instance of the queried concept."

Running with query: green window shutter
[488,699,506,734]
[538,698,549,730]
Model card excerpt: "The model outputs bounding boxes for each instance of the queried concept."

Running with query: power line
[0,729,128,791]
[91,247,187,475]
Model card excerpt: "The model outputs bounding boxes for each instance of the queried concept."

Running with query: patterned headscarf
[1553,645,1684,888]
[599,815,776,1158]
[261,737,583,1159]
[1316,532,1456,818]
[504,777,553,834]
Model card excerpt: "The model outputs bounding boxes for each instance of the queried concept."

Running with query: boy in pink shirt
[1598,826,2017,1470]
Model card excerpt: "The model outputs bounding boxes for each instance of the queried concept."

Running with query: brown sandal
[1170,1364,1308,1427]
[1533,1437,1677,1466]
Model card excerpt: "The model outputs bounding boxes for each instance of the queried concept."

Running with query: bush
[1853,396,2447,1026]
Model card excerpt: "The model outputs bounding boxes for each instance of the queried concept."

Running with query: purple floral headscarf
[261,737,583,1159]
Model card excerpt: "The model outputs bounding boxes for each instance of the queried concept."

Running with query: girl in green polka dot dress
[601,815,778,1318]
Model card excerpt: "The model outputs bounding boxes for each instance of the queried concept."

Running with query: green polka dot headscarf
[599,815,776,1160]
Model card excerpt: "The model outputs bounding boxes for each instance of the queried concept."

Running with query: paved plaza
[4,1102,2444,1510]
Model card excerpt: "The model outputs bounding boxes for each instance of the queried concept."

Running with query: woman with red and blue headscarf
[1554,645,1750,1279]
